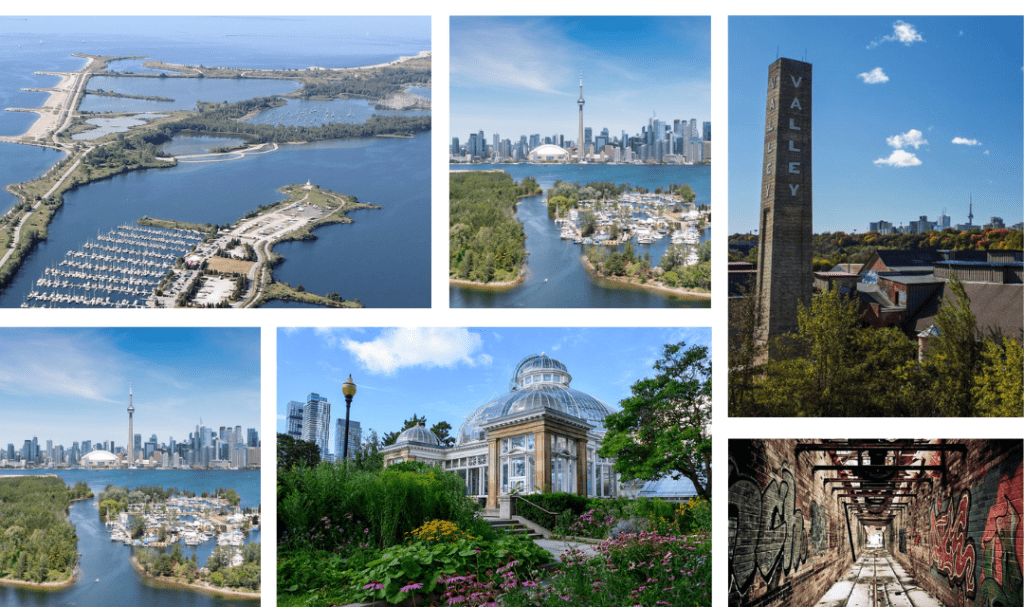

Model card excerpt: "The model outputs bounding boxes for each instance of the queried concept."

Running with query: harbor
[554,191,708,268]
[21,224,204,308]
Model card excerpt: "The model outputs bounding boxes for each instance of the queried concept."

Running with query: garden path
[532,538,599,562]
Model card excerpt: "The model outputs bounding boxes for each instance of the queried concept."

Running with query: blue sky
[0,328,260,449]
[451,16,709,144]
[729,16,1022,234]
[277,327,711,454]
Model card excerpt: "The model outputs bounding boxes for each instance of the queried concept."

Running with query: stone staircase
[485,518,545,540]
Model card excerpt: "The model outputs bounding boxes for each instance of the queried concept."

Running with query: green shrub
[278,460,477,551]
[514,492,590,530]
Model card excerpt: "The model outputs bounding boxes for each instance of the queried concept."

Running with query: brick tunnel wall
[886,439,1022,607]
[728,439,859,607]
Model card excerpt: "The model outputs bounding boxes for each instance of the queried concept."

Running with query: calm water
[246,97,426,128]
[0,134,430,308]
[0,469,259,607]
[0,17,431,308]
[0,142,65,214]
[449,163,711,308]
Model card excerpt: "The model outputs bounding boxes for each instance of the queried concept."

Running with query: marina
[450,163,711,308]
[21,224,204,308]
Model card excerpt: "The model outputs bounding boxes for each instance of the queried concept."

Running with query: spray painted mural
[978,461,1022,607]
[729,459,809,595]
[931,489,977,602]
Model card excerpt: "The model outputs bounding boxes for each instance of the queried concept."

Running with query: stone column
[486,438,500,509]
[536,431,552,493]
[576,437,588,497]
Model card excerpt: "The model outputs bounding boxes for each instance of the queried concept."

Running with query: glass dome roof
[396,424,440,446]
[457,354,618,445]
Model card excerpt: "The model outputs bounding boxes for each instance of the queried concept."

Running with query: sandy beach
[1,57,94,143]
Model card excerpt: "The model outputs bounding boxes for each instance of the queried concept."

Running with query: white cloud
[869,20,925,48]
[858,67,889,84]
[952,137,981,146]
[887,129,928,149]
[276,414,286,420]
[341,328,485,374]
[984,150,990,155]
[874,150,923,167]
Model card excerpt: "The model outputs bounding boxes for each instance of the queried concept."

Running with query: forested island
[449,171,539,285]
[0,476,80,587]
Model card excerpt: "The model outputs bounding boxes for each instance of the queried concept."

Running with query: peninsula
[0,50,431,305]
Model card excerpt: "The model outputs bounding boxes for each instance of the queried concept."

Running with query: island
[548,181,711,297]
[0,50,431,306]
[449,171,539,286]
[98,485,260,596]
[0,475,80,588]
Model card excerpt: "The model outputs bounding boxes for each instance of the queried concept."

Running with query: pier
[21,224,204,308]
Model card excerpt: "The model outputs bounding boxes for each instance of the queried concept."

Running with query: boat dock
[21,224,204,308]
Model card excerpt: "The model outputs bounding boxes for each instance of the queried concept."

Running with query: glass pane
[512,456,526,477]
[544,374,551,382]
[527,434,535,450]
[511,435,525,450]
[483,465,489,494]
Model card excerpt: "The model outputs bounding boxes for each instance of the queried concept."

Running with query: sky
[729,16,1022,235]
[277,327,711,455]
[450,16,710,145]
[0,328,260,450]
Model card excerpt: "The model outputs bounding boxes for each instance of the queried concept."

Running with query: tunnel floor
[813,548,944,607]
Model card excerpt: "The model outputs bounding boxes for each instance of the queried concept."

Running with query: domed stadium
[380,353,695,507]
[527,144,570,162]
[80,449,119,468]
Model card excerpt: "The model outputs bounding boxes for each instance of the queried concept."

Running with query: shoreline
[5,56,96,142]
[580,255,711,299]
[0,568,78,589]
[129,555,260,599]
[449,267,526,290]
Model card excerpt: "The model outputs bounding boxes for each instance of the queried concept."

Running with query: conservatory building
[381,353,636,508]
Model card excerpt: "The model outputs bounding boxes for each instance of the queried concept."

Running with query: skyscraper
[335,419,362,461]
[286,400,304,439]
[302,392,331,457]
[577,70,585,161]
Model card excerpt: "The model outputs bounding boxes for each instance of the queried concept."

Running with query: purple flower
[400,581,423,592]
[363,581,384,590]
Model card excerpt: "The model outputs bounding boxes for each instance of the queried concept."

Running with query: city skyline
[729,16,1022,234]
[277,327,711,453]
[451,16,710,140]
[0,327,260,447]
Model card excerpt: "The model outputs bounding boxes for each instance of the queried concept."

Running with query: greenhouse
[380,353,694,507]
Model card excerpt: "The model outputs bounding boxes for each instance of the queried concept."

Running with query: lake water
[0,17,430,308]
[449,163,711,308]
[245,97,426,128]
[0,469,259,607]
[0,133,431,308]
[0,142,65,214]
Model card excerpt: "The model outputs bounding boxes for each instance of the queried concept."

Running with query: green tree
[925,274,982,416]
[598,342,711,500]
[276,433,321,470]
[972,337,1024,416]
[430,421,457,448]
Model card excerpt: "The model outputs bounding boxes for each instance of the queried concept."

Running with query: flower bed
[438,530,711,607]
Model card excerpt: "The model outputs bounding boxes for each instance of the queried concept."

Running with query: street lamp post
[341,375,357,463]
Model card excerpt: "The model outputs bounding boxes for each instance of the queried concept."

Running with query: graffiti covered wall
[728,440,854,607]
[888,440,1022,607]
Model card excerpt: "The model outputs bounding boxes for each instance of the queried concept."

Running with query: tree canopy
[276,433,321,470]
[598,342,712,501]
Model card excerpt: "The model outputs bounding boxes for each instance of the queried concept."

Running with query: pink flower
[400,582,423,592]
[363,581,384,590]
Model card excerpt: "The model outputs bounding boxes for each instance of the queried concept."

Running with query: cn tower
[577,70,585,162]
[127,383,134,466]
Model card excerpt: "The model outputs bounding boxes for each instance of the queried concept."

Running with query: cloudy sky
[0,328,260,450]
[729,16,1022,234]
[451,16,710,145]
[277,327,711,455]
